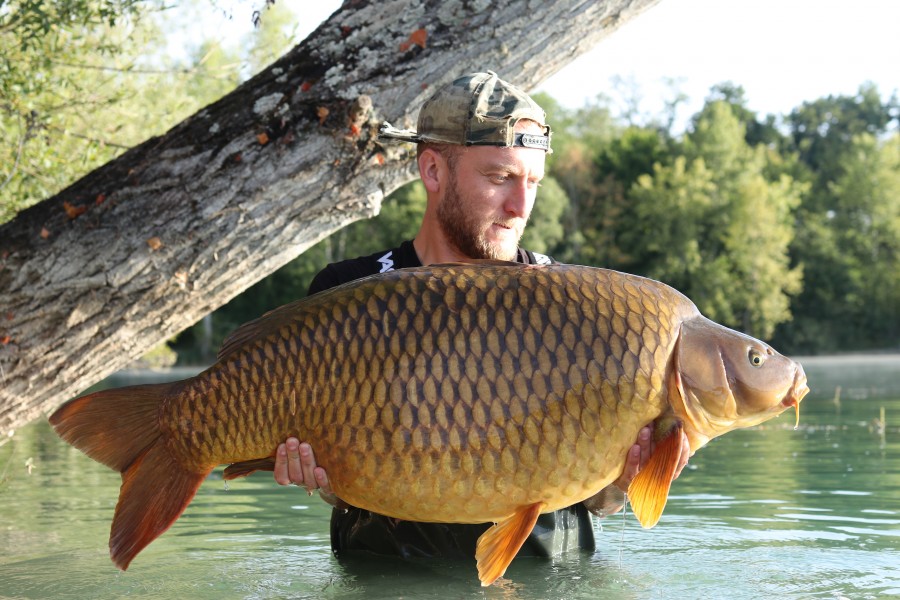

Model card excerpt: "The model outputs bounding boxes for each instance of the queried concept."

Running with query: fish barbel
[50,262,808,585]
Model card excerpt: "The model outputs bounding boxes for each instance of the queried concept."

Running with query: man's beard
[437,178,523,261]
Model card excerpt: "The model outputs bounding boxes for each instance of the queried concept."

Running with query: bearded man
[272,71,689,560]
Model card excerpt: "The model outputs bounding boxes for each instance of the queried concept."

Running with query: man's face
[436,141,546,261]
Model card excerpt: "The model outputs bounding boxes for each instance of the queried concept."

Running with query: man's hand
[273,438,345,508]
[613,424,691,492]
[584,424,691,518]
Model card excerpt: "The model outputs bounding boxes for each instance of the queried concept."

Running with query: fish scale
[162,264,686,521]
[50,261,808,585]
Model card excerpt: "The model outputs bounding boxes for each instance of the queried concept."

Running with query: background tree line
[2,0,898,362]
[196,82,899,360]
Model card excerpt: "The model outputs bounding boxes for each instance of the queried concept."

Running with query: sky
[537,0,900,128]
[205,0,899,129]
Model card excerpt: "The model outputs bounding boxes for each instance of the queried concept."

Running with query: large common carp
[50,262,808,586]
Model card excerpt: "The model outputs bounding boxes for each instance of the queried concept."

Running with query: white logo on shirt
[378,251,394,273]
[533,252,552,265]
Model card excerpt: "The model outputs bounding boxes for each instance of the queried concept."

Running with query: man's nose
[503,181,530,218]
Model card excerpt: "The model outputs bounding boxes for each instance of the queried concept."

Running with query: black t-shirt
[309,240,595,559]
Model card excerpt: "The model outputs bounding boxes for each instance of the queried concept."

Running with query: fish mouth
[781,365,810,429]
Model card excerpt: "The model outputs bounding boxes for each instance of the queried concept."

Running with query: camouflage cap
[379,71,551,152]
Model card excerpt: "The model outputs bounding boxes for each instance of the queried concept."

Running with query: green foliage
[0,0,299,223]
[777,131,900,352]
[520,175,567,254]
[785,84,899,200]
[702,82,783,148]
[770,86,900,353]
[547,98,806,340]
[1,0,151,219]
[624,156,716,288]
[135,340,178,368]
[1,0,141,47]
[623,102,803,339]
[536,94,634,265]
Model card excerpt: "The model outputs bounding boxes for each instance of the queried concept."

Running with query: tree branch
[49,59,242,80]
[47,125,134,150]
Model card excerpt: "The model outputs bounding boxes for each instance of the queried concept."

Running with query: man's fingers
[298,442,319,494]
[273,442,290,486]
[613,425,688,493]
[637,425,652,468]
[314,466,333,496]
[613,443,641,491]
[286,437,305,486]
[673,430,691,479]
[274,438,334,495]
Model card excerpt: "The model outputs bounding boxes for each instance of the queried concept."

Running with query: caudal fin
[50,384,211,569]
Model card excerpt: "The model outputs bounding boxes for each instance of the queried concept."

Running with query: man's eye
[490,174,508,184]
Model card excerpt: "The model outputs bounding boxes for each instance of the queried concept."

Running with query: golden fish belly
[164,264,696,523]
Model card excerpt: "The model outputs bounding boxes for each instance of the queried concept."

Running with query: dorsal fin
[217,297,309,361]
[429,259,523,268]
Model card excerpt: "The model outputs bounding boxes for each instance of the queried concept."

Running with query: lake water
[1,355,898,599]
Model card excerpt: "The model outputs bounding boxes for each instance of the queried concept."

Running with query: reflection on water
[1,356,898,599]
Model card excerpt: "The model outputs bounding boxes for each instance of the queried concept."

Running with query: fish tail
[49,384,212,570]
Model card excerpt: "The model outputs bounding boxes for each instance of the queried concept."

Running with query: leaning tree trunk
[0,0,661,434]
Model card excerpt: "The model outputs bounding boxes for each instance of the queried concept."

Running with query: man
[273,71,689,558]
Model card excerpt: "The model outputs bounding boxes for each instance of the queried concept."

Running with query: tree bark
[0,0,661,434]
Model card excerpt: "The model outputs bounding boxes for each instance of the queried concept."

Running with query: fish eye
[749,349,766,368]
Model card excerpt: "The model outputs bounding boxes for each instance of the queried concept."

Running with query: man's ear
[418,147,446,194]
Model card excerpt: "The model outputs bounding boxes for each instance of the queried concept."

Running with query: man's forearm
[583,484,626,518]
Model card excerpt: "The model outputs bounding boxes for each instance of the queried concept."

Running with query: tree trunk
[0,0,661,434]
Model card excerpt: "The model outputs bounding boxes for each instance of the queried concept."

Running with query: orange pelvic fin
[475,502,544,587]
[50,383,211,570]
[627,421,684,529]
[223,457,276,480]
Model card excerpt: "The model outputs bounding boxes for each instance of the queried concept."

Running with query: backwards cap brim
[378,122,421,144]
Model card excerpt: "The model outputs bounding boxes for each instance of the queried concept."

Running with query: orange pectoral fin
[475,502,544,587]
[223,456,276,480]
[627,422,684,529]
